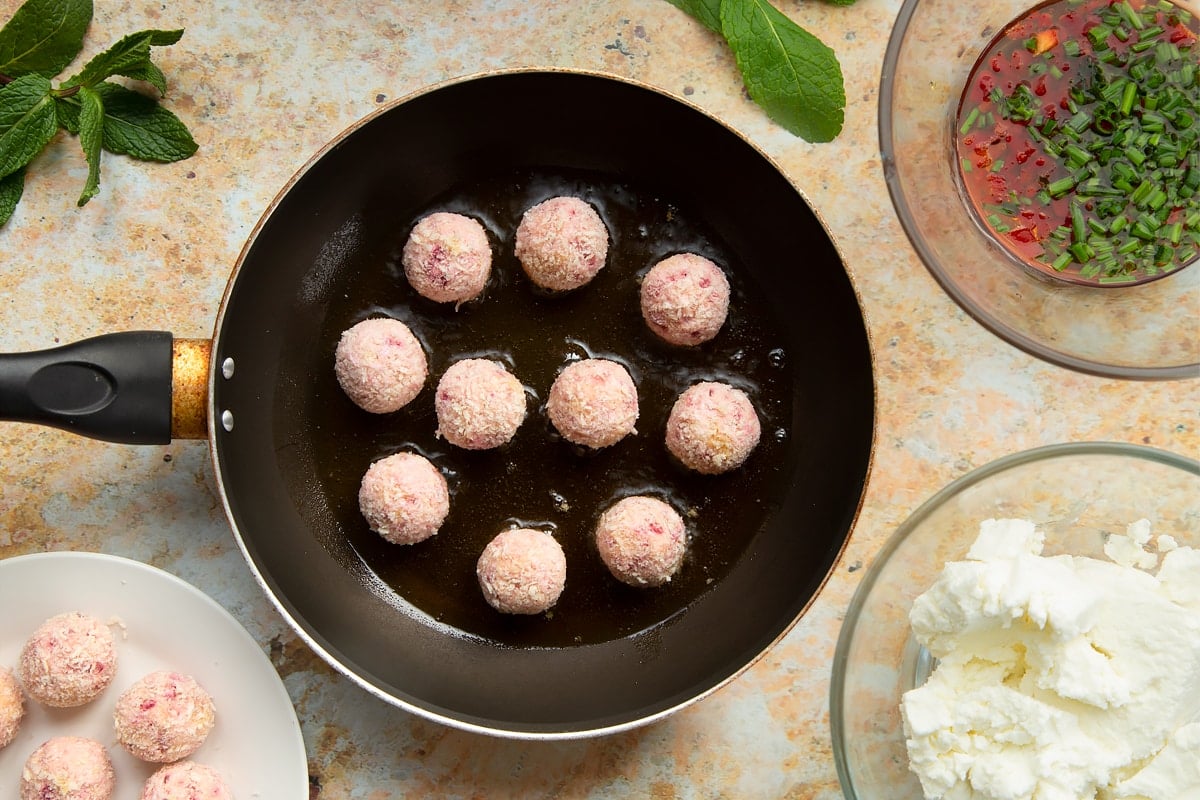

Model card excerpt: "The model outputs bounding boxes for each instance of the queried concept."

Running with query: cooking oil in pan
[306,169,794,649]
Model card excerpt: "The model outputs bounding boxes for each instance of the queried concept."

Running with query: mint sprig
[665,0,853,143]
[0,0,196,227]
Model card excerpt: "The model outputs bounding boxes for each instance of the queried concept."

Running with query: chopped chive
[1071,200,1087,240]
[1117,0,1145,29]
[1048,176,1078,197]
[1088,24,1113,47]
[1120,81,1139,115]
[960,107,980,134]
[1130,179,1155,205]
[1065,144,1093,166]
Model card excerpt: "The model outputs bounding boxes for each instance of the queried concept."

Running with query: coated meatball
[665,382,761,475]
[334,317,428,414]
[358,452,450,545]
[140,761,232,800]
[640,253,730,346]
[514,196,609,291]
[477,528,567,614]
[0,666,24,749]
[20,737,115,800]
[114,671,216,763]
[546,358,639,449]
[595,496,687,587]
[402,211,492,305]
[19,611,117,707]
[435,359,527,450]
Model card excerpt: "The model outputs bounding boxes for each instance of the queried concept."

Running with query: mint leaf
[54,90,80,131]
[75,83,101,204]
[0,166,24,225]
[720,0,845,142]
[664,0,722,33]
[0,0,91,78]
[89,81,195,162]
[0,73,57,180]
[64,28,182,89]
[121,60,166,96]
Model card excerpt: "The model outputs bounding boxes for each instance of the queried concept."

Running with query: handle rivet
[221,410,234,432]
[221,358,235,379]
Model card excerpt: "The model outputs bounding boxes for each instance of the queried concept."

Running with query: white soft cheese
[1104,518,1158,570]
[901,518,1200,800]
[1114,722,1200,800]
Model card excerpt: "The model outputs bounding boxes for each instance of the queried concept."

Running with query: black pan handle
[0,331,173,445]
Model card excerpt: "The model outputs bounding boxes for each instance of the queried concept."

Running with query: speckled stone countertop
[0,1,1195,797]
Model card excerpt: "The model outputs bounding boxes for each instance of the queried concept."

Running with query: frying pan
[0,70,875,738]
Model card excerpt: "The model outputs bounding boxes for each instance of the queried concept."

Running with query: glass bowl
[830,441,1200,799]
[880,0,1200,380]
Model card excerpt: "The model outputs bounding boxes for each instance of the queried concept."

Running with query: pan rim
[206,66,878,739]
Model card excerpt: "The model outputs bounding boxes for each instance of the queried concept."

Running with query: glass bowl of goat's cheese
[831,441,1200,800]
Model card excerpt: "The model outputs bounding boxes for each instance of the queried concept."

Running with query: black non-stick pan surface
[207,70,873,737]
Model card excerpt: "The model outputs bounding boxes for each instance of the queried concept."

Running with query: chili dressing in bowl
[955,0,1199,286]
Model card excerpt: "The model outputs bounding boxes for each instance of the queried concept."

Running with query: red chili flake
[141,699,157,711]
[979,73,995,97]
[1035,157,1046,167]
[1010,227,1039,243]
[991,55,1003,72]
[1015,147,1036,164]
[986,173,1008,200]
[1034,76,1048,96]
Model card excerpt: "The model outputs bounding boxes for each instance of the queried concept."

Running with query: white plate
[0,551,307,798]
